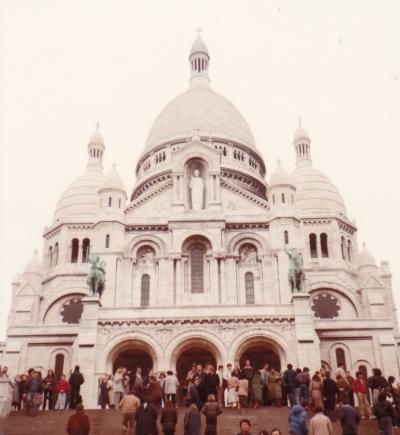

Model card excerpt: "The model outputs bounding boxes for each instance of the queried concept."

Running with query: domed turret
[291,120,347,216]
[54,126,105,222]
[99,164,127,212]
[269,160,295,208]
[23,250,42,277]
[357,242,378,274]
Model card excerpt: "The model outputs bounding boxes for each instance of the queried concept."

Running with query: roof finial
[298,117,302,128]
[96,122,100,133]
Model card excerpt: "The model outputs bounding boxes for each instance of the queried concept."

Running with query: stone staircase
[0,407,379,435]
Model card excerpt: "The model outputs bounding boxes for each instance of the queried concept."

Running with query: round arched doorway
[110,339,156,376]
[235,337,282,371]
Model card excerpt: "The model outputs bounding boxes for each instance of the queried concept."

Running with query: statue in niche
[86,255,106,298]
[284,246,304,292]
[239,245,258,264]
[138,247,155,266]
[190,169,204,210]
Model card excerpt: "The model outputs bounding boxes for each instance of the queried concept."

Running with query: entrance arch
[108,339,156,376]
[170,337,222,382]
[234,336,284,371]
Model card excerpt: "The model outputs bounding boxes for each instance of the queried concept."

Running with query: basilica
[1,35,399,407]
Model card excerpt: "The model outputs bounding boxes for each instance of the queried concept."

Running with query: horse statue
[284,246,304,292]
[86,255,106,298]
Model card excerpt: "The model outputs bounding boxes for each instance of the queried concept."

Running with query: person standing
[189,377,202,410]
[204,365,220,400]
[251,371,263,408]
[201,394,222,435]
[309,373,324,412]
[12,375,21,411]
[373,392,394,435]
[42,369,56,410]
[288,404,308,435]
[339,400,360,435]
[345,371,355,407]
[369,368,388,404]
[268,368,283,407]
[161,400,178,435]
[227,370,239,409]
[131,367,144,403]
[25,371,43,417]
[322,371,338,421]
[66,404,90,435]
[119,388,141,433]
[135,395,158,435]
[238,373,249,409]
[336,374,350,407]
[164,370,179,407]
[352,371,371,419]
[216,365,225,407]
[224,363,233,407]
[147,374,163,411]
[113,367,126,406]
[69,366,84,409]
[309,407,333,435]
[296,368,310,404]
[284,364,298,407]
[184,403,201,435]
[242,360,254,406]
[55,374,70,410]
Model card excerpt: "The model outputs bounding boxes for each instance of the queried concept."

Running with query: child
[55,374,69,410]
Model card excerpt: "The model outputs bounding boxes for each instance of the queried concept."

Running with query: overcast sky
[1,0,399,340]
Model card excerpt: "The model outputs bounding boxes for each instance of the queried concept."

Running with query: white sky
[1,0,399,340]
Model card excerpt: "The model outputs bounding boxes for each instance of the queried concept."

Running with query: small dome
[100,164,126,193]
[292,161,347,216]
[269,160,293,186]
[24,250,42,275]
[294,119,310,142]
[89,123,104,145]
[54,167,104,221]
[145,83,256,151]
[190,35,209,56]
[357,243,377,269]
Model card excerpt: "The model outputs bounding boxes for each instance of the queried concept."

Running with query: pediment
[17,282,39,296]
[362,274,385,290]
[221,180,268,212]
[171,140,220,173]
[126,183,172,216]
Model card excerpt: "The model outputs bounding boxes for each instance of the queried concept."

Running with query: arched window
[245,272,255,304]
[54,353,64,381]
[309,233,317,258]
[191,246,205,294]
[105,234,110,249]
[54,243,59,266]
[347,239,352,262]
[71,238,79,263]
[48,246,53,268]
[341,236,346,260]
[281,193,285,204]
[284,230,289,245]
[141,274,150,307]
[335,347,346,370]
[82,238,90,263]
[108,196,112,207]
[320,233,329,258]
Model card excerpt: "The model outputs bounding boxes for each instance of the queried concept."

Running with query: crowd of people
[3,359,400,434]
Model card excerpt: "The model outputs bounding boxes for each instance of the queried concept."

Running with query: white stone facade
[2,35,399,408]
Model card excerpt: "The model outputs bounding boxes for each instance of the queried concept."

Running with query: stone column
[292,292,320,372]
[75,296,101,408]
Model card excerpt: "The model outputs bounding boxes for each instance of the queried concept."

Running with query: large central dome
[144,35,256,152]
[145,82,256,150]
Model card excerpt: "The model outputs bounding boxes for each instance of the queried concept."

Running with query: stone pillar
[75,296,101,408]
[292,292,321,372]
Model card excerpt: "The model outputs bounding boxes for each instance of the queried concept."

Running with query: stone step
[0,407,379,434]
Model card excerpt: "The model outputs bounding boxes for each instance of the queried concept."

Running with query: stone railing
[0,377,13,416]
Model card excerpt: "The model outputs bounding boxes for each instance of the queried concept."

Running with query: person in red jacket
[66,403,90,435]
[55,374,70,410]
[352,371,371,418]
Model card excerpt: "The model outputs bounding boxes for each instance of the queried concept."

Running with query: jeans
[288,386,297,407]
[300,384,309,402]
[55,392,66,410]
[43,390,54,410]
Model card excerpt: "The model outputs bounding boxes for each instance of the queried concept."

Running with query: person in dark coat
[25,371,43,417]
[284,364,298,407]
[373,392,394,435]
[42,369,56,410]
[369,369,388,404]
[135,396,158,435]
[340,401,360,435]
[203,366,220,400]
[69,366,84,409]
[98,377,110,409]
[147,375,163,412]
[66,404,90,435]
[184,403,201,435]
[288,404,307,435]
[201,394,222,435]
[160,400,177,435]
[322,371,338,421]
[189,378,202,410]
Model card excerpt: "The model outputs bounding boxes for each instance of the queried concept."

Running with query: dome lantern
[189,30,210,86]
[87,122,105,168]
[293,118,311,164]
